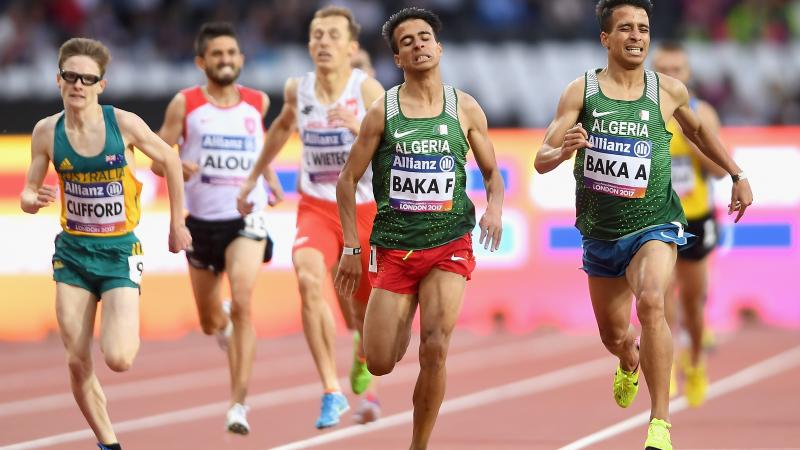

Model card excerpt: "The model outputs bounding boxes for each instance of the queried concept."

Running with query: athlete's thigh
[364,288,417,357]
[292,246,329,279]
[188,265,224,319]
[98,287,140,354]
[417,268,466,338]
[588,276,633,332]
[56,283,98,354]
[225,236,267,293]
[625,240,677,299]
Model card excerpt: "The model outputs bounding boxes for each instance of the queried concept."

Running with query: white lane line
[269,357,614,450]
[0,333,595,449]
[557,344,800,450]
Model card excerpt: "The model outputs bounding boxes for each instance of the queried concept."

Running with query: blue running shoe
[315,392,349,429]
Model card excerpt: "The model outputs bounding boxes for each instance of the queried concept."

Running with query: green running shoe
[350,331,372,395]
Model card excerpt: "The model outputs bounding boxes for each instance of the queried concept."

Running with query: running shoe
[684,362,708,407]
[352,397,381,424]
[315,392,349,429]
[350,331,372,395]
[216,299,233,351]
[644,418,672,450]
[613,365,640,408]
[97,444,121,450]
[226,403,250,435]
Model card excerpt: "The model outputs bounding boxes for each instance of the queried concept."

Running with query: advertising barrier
[1,128,797,340]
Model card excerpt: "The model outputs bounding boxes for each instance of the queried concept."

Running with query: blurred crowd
[1,0,799,124]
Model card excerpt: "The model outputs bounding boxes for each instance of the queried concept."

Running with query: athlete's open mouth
[625,46,643,56]
[414,54,431,63]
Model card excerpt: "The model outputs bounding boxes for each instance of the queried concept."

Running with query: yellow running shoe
[684,363,708,407]
[350,331,372,395]
[669,363,678,398]
[644,418,672,450]
[613,365,639,408]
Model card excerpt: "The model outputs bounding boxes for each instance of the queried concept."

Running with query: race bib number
[584,134,652,198]
[368,245,377,273]
[242,210,269,240]
[63,178,127,234]
[128,255,144,284]
[389,154,456,212]
[199,134,256,185]
[302,130,352,183]
[671,155,695,197]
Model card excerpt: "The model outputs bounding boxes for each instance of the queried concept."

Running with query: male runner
[533,1,752,448]
[652,42,727,406]
[336,8,504,450]
[153,22,283,435]
[238,6,384,428]
[20,37,192,450]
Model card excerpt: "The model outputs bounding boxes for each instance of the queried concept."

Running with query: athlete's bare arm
[458,91,503,251]
[238,78,298,215]
[152,93,198,180]
[334,95,386,296]
[534,78,589,174]
[327,77,384,135]
[663,76,753,221]
[20,116,57,214]
[116,108,192,252]
[688,101,727,178]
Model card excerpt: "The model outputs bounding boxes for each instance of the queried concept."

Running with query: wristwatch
[731,172,747,183]
[342,246,362,255]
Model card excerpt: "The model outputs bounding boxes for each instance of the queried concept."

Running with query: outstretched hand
[728,178,753,223]
[478,209,503,251]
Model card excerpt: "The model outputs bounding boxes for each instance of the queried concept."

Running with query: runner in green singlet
[335,7,504,449]
[20,38,191,450]
[534,1,752,449]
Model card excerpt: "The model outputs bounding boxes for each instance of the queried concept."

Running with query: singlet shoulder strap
[585,69,600,100]
[645,70,659,105]
[443,85,458,120]
[386,85,400,120]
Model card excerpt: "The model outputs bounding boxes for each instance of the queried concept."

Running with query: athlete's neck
[602,62,645,90]
[203,83,240,107]
[64,103,103,131]
[314,67,352,105]
[401,69,443,105]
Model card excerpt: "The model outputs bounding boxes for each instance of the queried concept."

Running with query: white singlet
[180,85,268,220]
[296,68,374,203]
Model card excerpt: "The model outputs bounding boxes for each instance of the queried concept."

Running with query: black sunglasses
[59,70,102,86]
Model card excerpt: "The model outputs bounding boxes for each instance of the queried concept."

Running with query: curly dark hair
[381,7,442,55]
[595,0,654,32]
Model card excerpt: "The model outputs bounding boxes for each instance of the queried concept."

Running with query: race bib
[302,130,352,183]
[389,154,456,212]
[584,134,652,198]
[242,210,269,240]
[128,255,144,284]
[671,155,695,197]
[63,178,127,234]
[199,134,256,185]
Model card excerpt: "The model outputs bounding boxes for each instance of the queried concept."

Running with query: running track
[1,325,799,449]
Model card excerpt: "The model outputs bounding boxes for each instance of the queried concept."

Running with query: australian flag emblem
[105,154,123,166]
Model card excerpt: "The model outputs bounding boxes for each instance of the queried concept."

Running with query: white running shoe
[216,299,233,351]
[226,403,250,435]
[352,398,381,425]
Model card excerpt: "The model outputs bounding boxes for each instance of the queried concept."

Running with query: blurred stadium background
[0,0,798,341]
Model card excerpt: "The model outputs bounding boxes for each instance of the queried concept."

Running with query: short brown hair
[195,22,238,57]
[58,38,111,77]
[313,6,361,41]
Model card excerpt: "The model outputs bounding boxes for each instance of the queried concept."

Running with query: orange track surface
[1,325,799,449]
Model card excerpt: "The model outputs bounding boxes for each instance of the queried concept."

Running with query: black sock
[98,443,121,450]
